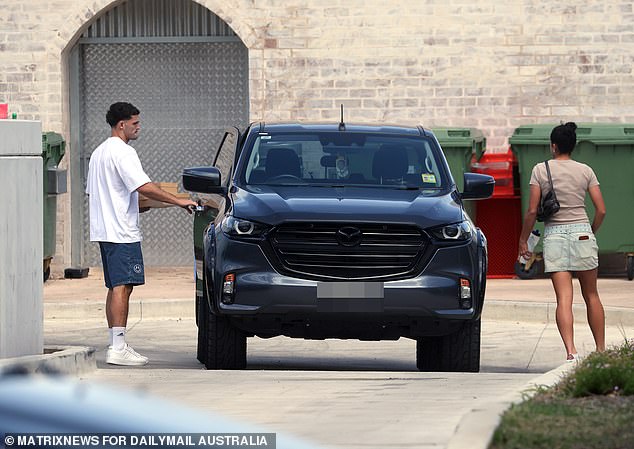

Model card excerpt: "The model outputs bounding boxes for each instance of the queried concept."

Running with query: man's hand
[178,198,198,214]
[137,182,197,213]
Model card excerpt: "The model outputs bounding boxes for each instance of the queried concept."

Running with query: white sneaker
[566,353,581,363]
[106,344,149,366]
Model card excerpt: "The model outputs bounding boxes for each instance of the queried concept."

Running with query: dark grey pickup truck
[183,122,494,372]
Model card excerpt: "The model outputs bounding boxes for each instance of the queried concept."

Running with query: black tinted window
[241,132,447,188]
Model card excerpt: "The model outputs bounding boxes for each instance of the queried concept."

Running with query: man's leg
[106,284,133,327]
[105,282,147,365]
[107,284,133,351]
[100,241,147,366]
[106,288,113,326]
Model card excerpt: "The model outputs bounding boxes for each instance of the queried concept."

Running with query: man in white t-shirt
[86,102,197,366]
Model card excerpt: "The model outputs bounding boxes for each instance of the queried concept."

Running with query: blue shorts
[98,242,145,289]
[543,223,598,273]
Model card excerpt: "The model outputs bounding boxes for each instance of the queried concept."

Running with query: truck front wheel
[204,302,247,370]
[416,319,481,373]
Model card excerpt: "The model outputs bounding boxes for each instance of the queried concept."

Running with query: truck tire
[204,307,247,370]
[196,286,208,364]
[416,319,481,372]
[195,269,209,364]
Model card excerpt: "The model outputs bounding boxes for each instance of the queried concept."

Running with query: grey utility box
[0,120,43,358]
[46,166,67,194]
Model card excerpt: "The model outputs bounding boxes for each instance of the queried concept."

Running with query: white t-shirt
[86,136,151,243]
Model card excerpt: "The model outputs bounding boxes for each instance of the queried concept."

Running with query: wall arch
[64,0,250,267]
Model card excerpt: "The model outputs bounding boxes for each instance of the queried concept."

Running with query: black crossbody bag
[536,160,560,222]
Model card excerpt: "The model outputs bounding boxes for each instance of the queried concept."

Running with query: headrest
[372,144,408,180]
[265,147,301,179]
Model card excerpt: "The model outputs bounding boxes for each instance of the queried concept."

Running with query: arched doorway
[69,0,248,266]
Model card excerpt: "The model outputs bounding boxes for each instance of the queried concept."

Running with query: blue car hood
[231,185,464,228]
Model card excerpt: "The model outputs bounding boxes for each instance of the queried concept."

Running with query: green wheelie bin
[510,123,634,280]
[432,127,486,221]
[41,132,67,281]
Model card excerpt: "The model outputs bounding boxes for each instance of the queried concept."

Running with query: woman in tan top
[518,122,607,362]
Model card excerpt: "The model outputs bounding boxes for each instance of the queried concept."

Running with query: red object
[471,149,518,197]
[476,196,522,277]
[472,149,522,277]
[0,103,7,119]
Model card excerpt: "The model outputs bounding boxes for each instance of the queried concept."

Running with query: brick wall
[1,0,633,267]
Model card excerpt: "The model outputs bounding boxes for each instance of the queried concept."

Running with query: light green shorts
[543,223,598,273]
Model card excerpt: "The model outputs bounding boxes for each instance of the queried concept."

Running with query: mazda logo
[335,226,362,247]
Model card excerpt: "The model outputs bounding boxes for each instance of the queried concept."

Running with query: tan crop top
[529,159,599,225]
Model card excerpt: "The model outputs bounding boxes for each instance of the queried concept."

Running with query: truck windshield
[241,132,448,189]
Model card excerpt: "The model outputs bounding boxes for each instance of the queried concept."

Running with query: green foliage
[490,339,634,449]
[558,339,634,397]
[491,395,634,449]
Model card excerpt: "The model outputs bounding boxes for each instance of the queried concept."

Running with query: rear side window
[240,132,448,189]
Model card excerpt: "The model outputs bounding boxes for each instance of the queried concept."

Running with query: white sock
[108,328,113,346]
[112,327,126,351]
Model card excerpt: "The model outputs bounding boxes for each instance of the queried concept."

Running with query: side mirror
[182,166,225,194]
[461,172,495,200]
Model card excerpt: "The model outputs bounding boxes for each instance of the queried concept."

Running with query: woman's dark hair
[106,102,140,127]
[550,122,577,154]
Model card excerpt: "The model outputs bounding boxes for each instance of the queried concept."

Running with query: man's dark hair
[106,102,140,127]
[550,122,577,154]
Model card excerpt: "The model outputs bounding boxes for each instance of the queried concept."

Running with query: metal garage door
[73,1,248,267]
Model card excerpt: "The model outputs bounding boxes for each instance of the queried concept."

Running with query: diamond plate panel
[80,42,248,266]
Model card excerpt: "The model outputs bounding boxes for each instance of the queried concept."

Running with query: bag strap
[543,160,558,201]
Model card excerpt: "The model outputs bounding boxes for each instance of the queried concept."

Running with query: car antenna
[338,104,345,131]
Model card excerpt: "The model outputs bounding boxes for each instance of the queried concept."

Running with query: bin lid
[471,149,516,172]
[431,127,485,147]
[509,123,634,146]
[41,131,66,160]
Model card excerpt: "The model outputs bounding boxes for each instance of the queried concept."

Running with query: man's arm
[137,182,198,212]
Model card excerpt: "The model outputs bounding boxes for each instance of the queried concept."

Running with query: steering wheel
[267,174,303,183]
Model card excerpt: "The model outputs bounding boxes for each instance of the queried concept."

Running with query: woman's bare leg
[577,268,605,352]
[551,271,577,357]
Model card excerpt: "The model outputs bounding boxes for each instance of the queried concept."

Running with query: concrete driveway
[9,268,628,449]
[41,313,627,449]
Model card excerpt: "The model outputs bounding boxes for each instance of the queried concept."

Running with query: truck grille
[269,222,426,280]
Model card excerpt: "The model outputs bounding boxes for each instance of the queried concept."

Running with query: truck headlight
[221,216,269,238]
[428,221,473,241]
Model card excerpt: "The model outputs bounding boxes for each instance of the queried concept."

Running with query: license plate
[317,282,384,299]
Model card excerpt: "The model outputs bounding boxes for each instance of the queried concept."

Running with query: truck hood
[230,185,464,228]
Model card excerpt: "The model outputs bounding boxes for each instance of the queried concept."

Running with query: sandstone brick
[334,99,362,109]
[2,0,633,266]
[392,99,418,108]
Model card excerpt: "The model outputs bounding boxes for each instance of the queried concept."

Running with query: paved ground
[30,267,634,448]
[43,316,624,449]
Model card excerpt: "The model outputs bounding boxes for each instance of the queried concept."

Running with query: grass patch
[490,340,634,449]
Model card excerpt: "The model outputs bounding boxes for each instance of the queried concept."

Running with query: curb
[484,300,634,327]
[44,298,634,328]
[44,298,195,321]
[0,345,96,376]
[447,361,576,449]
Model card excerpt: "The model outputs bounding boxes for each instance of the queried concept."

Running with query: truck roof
[250,122,433,137]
